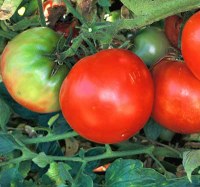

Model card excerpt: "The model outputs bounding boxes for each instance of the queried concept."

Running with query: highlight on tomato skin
[181,11,200,81]
[151,56,200,134]
[59,48,154,144]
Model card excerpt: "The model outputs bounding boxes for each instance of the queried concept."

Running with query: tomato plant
[164,15,183,49]
[1,0,200,186]
[132,27,170,66]
[151,57,200,134]
[181,11,200,80]
[1,27,69,113]
[59,49,154,144]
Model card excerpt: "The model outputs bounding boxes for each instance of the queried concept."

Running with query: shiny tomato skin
[1,27,68,113]
[182,11,200,80]
[152,57,200,134]
[60,49,154,144]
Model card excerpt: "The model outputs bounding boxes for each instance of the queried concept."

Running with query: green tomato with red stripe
[0,27,69,113]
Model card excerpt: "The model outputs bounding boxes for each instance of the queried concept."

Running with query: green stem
[137,135,182,158]
[48,145,155,163]
[37,0,46,27]
[117,0,200,30]
[0,152,37,167]
[22,131,78,144]
[60,34,84,61]
[0,145,154,167]
[149,154,168,175]
[0,29,17,39]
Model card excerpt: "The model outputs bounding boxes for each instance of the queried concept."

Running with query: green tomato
[1,27,69,113]
[132,27,170,66]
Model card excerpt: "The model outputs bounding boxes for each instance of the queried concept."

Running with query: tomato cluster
[1,8,200,144]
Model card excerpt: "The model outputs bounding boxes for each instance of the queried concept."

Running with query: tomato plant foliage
[1,0,200,186]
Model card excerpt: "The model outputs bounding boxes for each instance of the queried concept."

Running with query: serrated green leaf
[0,167,23,186]
[37,141,63,156]
[18,160,32,178]
[105,158,165,186]
[105,158,200,187]
[0,133,21,154]
[143,118,164,140]
[46,162,73,186]
[183,150,200,182]
[0,0,23,20]
[32,152,53,168]
[5,15,40,31]
[0,98,12,131]
[74,172,93,187]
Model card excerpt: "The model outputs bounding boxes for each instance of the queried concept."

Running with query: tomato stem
[0,29,17,39]
[21,131,78,144]
[59,34,84,61]
[37,0,46,27]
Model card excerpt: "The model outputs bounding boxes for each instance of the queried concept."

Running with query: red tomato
[182,11,200,80]
[151,57,200,134]
[164,15,182,49]
[60,49,154,144]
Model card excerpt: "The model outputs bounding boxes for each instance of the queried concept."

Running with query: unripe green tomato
[1,27,69,113]
[132,27,171,66]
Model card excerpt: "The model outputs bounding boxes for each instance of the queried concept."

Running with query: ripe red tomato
[164,15,182,49]
[182,11,200,80]
[151,57,200,134]
[60,49,154,144]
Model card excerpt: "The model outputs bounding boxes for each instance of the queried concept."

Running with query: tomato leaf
[73,171,93,187]
[36,141,63,156]
[52,113,72,134]
[0,0,23,20]
[0,133,22,154]
[98,0,111,7]
[183,150,200,182]
[4,15,41,31]
[32,152,53,168]
[105,158,200,186]
[0,98,11,131]
[143,118,164,140]
[0,167,23,186]
[18,160,32,178]
[105,158,165,186]
[46,162,73,186]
